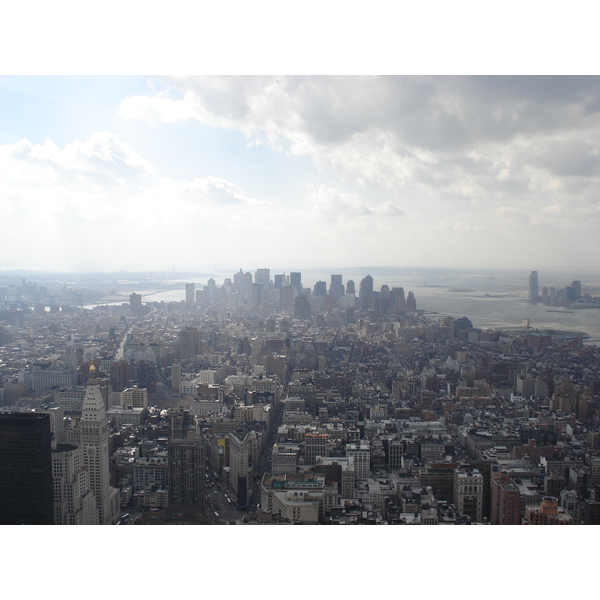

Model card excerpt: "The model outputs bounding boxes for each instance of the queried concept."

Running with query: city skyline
[3,76,600,273]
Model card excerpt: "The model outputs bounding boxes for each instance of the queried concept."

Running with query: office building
[0,412,54,524]
[185,282,195,310]
[120,385,148,409]
[129,292,143,315]
[167,439,204,507]
[529,271,539,303]
[313,281,327,297]
[52,443,99,525]
[346,280,355,295]
[179,327,202,360]
[294,294,311,319]
[255,268,270,286]
[229,429,255,508]
[80,363,119,524]
[453,469,484,522]
[359,275,374,310]
[251,283,263,306]
[304,433,329,465]
[330,274,345,299]
[290,272,302,292]
[490,471,520,525]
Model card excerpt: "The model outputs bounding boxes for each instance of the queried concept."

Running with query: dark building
[179,326,202,360]
[0,412,54,524]
[529,271,539,303]
[294,294,311,319]
[313,281,327,297]
[167,440,204,507]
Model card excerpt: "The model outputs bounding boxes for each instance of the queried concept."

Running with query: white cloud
[0,132,155,190]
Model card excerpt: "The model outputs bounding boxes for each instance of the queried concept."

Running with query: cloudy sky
[2,75,600,273]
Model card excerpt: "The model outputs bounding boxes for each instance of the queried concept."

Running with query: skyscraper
[0,412,54,524]
[167,439,204,507]
[529,271,539,303]
[185,282,195,310]
[255,268,270,287]
[52,443,99,525]
[290,272,302,293]
[359,275,374,310]
[80,363,118,524]
[330,274,345,300]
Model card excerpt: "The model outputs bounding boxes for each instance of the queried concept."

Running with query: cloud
[118,77,600,213]
[0,132,155,189]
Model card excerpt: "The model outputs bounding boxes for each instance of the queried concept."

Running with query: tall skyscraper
[390,287,405,309]
[290,272,302,292]
[359,275,374,310]
[529,271,539,303]
[330,274,345,300]
[185,282,195,310]
[80,363,118,524]
[0,412,54,524]
[255,268,270,287]
[346,280,355,295]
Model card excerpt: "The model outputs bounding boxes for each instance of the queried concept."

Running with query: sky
[2,74,600,273]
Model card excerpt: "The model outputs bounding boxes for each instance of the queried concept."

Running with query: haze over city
[2,75,600,273]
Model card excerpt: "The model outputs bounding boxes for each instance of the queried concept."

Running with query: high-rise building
[255,268,270,287]
[290,272,302,292]
[390,286,404,308]
[52,443,99,525]
[529,271,539,303]
[251,283,263,306]
[280,285,295,309]
[167,439,204,507]
[0,412,54,524]
[170,361,181,392]
[346,442,371,479]
[294,294,311,319]
[179,327,202,360]
[330,274,345,300]
[185,282,195,310]
[571,280,582,300]
[304,433,329,465]
[346,280,355,295]
[129,292,143,315]
[313,281,327,297]
[406,291,417,311]
[359,275,374,310]
[80,363,118,524]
